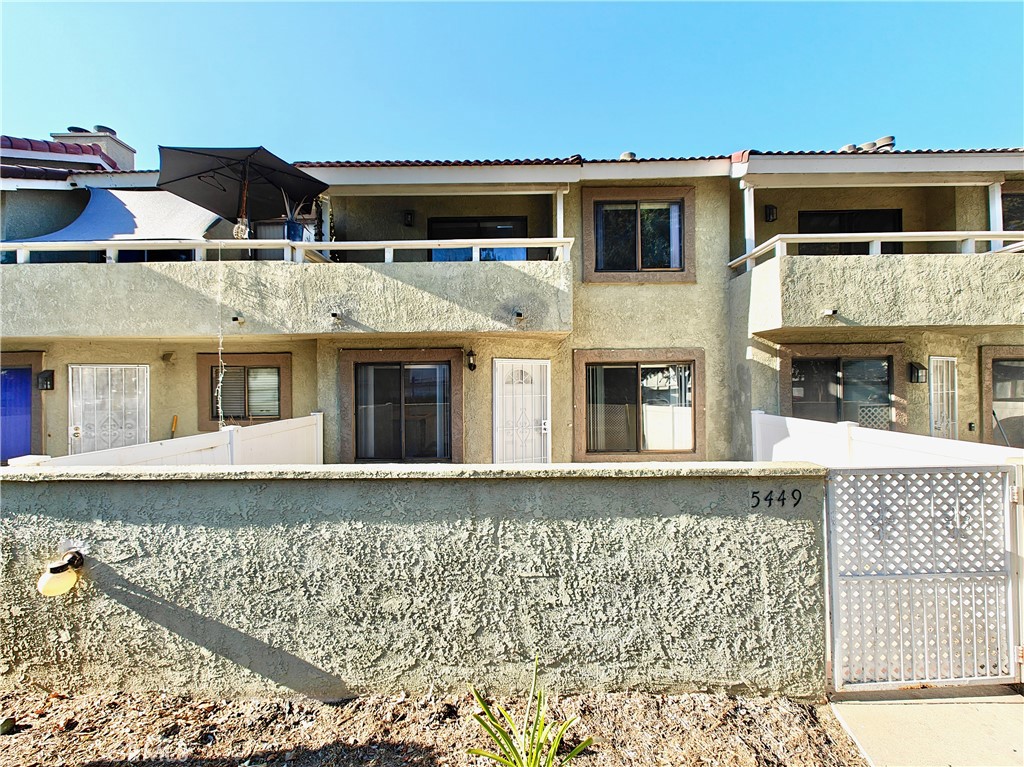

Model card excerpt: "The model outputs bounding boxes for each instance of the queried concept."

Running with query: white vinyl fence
[751,411,1023,467]
[9,413,323,467]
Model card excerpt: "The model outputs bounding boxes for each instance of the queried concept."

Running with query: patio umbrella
[157,147,328,238]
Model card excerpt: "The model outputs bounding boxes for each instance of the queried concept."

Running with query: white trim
[305,165,581,187]
[743,185,756,272]
[0,178,76,191]
[580,158,731,180]
[740,152,1024,177]
[989,182,1004,250]
[323,183,567,196]
[68,171,160,188]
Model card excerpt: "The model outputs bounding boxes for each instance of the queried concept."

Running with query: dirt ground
[1,686,867,767]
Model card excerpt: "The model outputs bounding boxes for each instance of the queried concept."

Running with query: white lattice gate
[827,467,1020,691]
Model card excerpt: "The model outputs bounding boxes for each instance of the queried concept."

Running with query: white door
[493,359,551,463]
[930,356,958,439]
[68,365,149,454]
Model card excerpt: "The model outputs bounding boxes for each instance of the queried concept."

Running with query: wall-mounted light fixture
[820,309,838,318]
[512,310,525,323]
[763,204,778,223]
[36,370,55,390]
[231,316,245,326]
[37,549,85,597]
[402,210,415,227]
[467,350,477,372]
[330,312,342,321]
[908,362,928,384]
[161,352,176,363]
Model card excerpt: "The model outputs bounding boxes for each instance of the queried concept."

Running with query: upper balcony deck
[730,231,1024,339]
[0,238,574,339]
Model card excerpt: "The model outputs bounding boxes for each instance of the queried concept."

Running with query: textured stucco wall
[0,464,827,700]
[568,178,736,460]
[0,260,573,338]
[0,339,319,458]
[0,189,90,242]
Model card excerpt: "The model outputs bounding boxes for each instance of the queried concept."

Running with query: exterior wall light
[908,362,928,384]
[37,550,85,597]
[764,204,778,223]
[467,350,477,371]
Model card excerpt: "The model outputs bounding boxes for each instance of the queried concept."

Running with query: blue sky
[2,2,1021,169]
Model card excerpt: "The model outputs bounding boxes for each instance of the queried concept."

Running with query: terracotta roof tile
[294,156,584,168]
[1,135,118,169]
[1,164,72,181]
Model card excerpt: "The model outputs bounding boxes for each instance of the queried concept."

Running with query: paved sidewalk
[831,685,1024,767]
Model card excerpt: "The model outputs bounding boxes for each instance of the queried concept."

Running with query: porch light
[763,204,778,223]
[467,350,477,372]
[37,550,85,597]
[908,362,928,384]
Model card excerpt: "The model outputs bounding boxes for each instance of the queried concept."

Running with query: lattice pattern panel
[829,468,1015,689]
[858,404,891,431]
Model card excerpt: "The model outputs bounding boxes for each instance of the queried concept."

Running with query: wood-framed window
[778,343,907,431]
[197,353,292,431]
[582,187,696,283]
[981,345,1024,448]
[338,349,464,463]
[573,348,705,461]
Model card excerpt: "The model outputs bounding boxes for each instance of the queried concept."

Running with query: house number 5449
[750,490,802,508]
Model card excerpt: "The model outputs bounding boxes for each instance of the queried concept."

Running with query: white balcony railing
[2,237,574,264]
[728,231,1024,271]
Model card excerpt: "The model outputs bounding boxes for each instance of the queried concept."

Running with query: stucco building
[2,131,1022,464]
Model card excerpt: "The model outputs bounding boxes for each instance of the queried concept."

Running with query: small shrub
[469,661,593,767]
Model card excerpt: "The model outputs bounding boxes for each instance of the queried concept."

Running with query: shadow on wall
[88,561,354,702]
[82,741,446,767]
[82,745,444,767]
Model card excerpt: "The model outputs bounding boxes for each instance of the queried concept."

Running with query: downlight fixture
[37,549,85,597]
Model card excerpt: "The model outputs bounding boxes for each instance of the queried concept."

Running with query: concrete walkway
[831,685,1024,767]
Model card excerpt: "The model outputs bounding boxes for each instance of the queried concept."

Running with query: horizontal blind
[247,367,280,417]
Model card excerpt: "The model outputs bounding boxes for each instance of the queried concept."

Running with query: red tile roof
[733,147,1024,159]
[294,156,584,168]
[1,135,118,169]
[1,163,72,181]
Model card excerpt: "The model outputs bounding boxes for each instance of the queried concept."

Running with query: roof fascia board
[742,152,1024,176]
[325,183,568,197]
[742,171,1006,189]
[581,159,731,180]
[305,165,582,186]
[68,171,160,189]
[0,179,75,191]
[1,148,110,169]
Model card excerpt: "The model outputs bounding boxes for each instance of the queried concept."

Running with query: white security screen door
[930,357,958,439]
[493,359,551,463]
[68,365,150,454]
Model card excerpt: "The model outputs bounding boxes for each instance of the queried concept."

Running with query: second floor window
[595,201,682,271]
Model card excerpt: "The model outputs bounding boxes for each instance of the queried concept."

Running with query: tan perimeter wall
[0,465,827,700]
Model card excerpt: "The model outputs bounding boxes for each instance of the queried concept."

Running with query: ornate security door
[68,365,150,454]
[492,359,551,463]
[827,467,1019,691]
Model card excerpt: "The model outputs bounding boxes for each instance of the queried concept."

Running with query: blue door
[1,367,33,462]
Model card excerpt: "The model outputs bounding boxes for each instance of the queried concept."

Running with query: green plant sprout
[469,660,593,767]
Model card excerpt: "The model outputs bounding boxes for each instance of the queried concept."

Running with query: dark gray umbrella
[156,146,328,230]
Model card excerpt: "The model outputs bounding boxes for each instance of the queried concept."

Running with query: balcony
[729,232,1024,338]
[0,238,574,338]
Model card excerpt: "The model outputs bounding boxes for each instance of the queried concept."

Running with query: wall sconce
[330,312,342,321]
[37,549,85,597]
[467,350,477,371]
[764,204,778,223]
[36,370,55,390]
[513,310,525,323]
[820,309,838,318]
[231,316,245,326]
[161,352,176,363]
[402,210,415,227]
[908,362,928,384]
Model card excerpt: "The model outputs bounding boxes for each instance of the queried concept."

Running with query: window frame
[573,348,705,461]
[338,349,464,463]
[980,345,1024,447]
[778,343,907,431]
[196,353,292,431]
[582,187,696,284]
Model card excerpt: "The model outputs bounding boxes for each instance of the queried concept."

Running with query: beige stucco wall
[0,464,827,699]
[0,260,573,338]
[0,339,318,458]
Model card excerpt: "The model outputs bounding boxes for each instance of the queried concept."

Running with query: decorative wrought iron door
[492,359,550,463]
[930,357,959,439]
[68,365,149,454]
[827,467,1019,691]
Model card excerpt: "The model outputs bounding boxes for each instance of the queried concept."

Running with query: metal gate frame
[492,358,551,464]
[826,465,1021,692]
